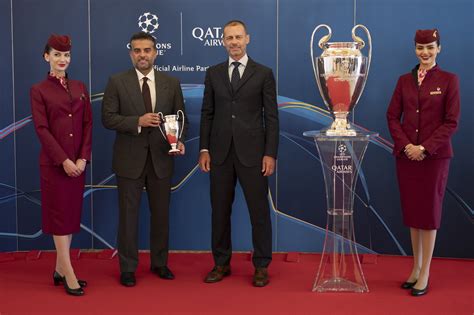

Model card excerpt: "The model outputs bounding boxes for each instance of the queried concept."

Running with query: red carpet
[0,252,473,314]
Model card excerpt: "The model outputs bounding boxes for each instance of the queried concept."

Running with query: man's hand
[139,113,161,127]
[170,141,185,156]
[199,151,211,172]
[62,159,81,177]
[261,156,275,176]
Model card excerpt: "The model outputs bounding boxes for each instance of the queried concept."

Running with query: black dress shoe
[401,280,417,289]
[411,284,428,296]
[151,266,175,280]
[53,271,87,288]
[63,276,84,296]
[204,265,231,283]
[120,272,136,287]
[253,267,269,287]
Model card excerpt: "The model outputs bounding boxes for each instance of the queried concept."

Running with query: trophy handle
[352,24,372,77]
[310,24,332,86]
[176,109,185,141]
[157,112,167,139]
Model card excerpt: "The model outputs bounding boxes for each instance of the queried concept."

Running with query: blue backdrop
[1,0,472,258]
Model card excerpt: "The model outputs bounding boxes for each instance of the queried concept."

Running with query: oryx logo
[138,12,159,34]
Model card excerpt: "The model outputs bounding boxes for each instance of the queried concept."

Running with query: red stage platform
[0,252,472,314]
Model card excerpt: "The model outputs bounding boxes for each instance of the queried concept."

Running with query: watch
[419,145,425,152]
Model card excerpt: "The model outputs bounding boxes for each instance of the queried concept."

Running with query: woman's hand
[404,144,426,161]
[75,159,87,173]
[62,159,82,177]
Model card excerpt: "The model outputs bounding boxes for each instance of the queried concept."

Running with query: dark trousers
[116,153,171,272]
[210,144,272,268]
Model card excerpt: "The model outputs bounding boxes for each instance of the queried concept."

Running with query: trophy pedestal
[325,112,356,136]
[303,130,378,293]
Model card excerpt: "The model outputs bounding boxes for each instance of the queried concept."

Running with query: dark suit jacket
[199,58,279,167]
[387,65,460,159]
[102,68,186,179]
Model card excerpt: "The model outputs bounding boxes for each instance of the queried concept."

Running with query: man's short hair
[223,20,248,34]
[129,32,157,48]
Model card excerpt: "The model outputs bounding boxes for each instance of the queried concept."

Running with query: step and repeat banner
[1,0,473,258]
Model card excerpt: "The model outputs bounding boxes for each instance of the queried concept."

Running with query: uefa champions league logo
[332,143,352,174]
[338,144,347,156]
[331,143,352,175]
[138,12,159,34]
[129,12,171,55]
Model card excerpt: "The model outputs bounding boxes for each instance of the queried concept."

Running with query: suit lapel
[123,69,146,114]
[218,62,233,96]
[234,58,257,94]
[154,70,169,113]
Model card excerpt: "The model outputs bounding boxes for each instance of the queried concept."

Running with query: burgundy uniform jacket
[30,75,93,166]
[386,65,460,159]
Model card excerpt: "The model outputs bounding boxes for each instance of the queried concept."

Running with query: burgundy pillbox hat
[414,29,440,44]
[47,34,72,51]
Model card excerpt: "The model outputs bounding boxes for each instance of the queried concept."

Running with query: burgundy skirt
[40,165,85,235]
[396,158,450,229]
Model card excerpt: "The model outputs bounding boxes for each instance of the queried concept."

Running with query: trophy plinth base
[168,148,180,153]
[325,129,357,137]
[325,117,356,136]
[313,277,368,293]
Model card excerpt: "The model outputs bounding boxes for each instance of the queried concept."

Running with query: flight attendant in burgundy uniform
[387,29,460,297]
[30,34,92,296]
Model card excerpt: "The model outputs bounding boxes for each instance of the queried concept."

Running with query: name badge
[430,87,442,95]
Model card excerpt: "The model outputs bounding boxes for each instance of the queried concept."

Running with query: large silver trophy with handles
[157,110,185,153]
[310,24,372,136]
[305,24,376,293]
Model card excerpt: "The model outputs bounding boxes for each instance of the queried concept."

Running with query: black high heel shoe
[401,280,417,289]
[53,271,87,288]
[411,283,429,296]
[62,276,84,296]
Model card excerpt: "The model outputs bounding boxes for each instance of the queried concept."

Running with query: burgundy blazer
[386,65,460,159]
[30,75,93,166]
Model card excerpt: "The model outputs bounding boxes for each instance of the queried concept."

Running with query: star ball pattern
[138,12,159,34]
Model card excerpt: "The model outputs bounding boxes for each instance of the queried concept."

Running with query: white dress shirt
[228,54,248,80]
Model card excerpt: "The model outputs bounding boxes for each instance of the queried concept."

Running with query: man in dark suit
[199,20,279,287]
[102,32,187,287]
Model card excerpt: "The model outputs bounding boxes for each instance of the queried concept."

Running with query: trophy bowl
[310,24,372,136]
[157,110,185,153]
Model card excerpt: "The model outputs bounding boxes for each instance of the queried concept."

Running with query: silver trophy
[310,24,372,136]
[157,110,185,153]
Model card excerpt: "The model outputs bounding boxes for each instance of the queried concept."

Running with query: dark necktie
[231,61,241,92]
[142,77,153,113]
